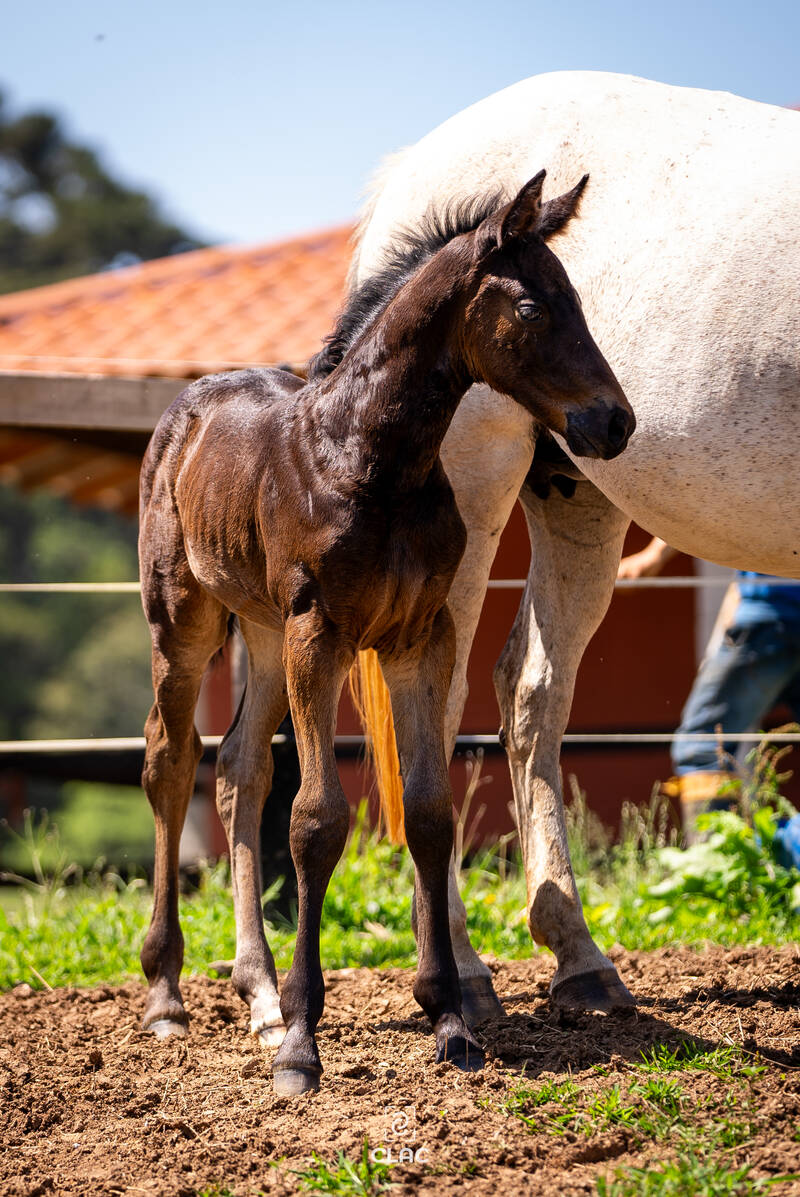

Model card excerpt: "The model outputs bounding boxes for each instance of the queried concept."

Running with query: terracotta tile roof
[0,225,354,378]
[0,224,354,513]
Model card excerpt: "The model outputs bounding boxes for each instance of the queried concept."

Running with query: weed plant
[496,1044,798,1197]
[292,1140,393,1194]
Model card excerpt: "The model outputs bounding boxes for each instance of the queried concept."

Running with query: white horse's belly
[356,71,800,576]
[580,414,800,576]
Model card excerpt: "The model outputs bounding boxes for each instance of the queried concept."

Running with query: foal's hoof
[436,1034,484,1072]
[145,1018,187,1040]
[550,967,636,1013]
[272,1067,321,1097]
[255,1021,287,1048]
[460,974,505,1029]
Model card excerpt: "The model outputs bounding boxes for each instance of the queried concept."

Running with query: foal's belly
[183,538,285,629]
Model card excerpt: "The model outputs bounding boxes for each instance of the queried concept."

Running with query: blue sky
[4,0,799,246]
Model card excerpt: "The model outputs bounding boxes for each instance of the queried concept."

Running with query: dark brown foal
[138,171,634,1095]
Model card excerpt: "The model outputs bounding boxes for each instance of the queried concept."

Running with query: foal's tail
[349,650,406,844]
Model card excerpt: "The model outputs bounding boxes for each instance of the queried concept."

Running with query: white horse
[350,71,800,1020]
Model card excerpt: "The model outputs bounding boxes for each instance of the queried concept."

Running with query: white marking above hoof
[255,1021,287,1048]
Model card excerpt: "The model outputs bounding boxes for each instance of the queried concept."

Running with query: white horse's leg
[438,387,534,1024]
[494,472,635,1010]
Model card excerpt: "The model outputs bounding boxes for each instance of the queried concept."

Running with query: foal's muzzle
[565,403,635,460]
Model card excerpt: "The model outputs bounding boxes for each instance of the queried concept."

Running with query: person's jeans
[672,613,800,775]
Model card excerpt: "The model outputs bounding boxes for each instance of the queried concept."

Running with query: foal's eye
[516,300,547,324]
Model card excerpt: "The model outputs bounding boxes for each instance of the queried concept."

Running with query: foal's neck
[313,246,473,491]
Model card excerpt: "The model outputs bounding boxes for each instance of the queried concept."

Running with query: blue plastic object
[773,814,800,872]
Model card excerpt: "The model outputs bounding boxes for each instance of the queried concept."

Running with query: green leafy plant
[648,807,800,918]
[597,1155,796,1197]
[636,1043,766,1080]
[501,1077,580,1131]
[293,1140,393,1194]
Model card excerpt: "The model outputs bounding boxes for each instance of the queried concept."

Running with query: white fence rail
[8,575,799,593]
[5,575,800,595]
[1,732,800,755]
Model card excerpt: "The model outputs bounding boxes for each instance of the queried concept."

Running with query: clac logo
[370,1105,430,1164]
[369,1144,430,1164]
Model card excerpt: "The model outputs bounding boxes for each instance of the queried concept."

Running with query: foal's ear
[498,170,547,243]
[537,174,589,240]
[475,170,546,256]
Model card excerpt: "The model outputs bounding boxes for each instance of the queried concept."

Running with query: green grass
[635,1042,767,1080]
[292,1140,393,1194]
[494,1053,799,1197]
[1,746,799,991]
[500,1074,691,1141]
[597,1155,795,1197]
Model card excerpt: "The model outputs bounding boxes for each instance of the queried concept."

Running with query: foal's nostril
[607,407,631,451]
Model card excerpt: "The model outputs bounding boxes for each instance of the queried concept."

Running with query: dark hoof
[459,974,505,1029]
[551,967,636,1013]
[272,1067,321,1097]
[436,1034,484,1072]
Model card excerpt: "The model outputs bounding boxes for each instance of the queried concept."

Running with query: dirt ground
[2,945,799,1196]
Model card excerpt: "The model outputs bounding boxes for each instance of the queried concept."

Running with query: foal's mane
[308,193,503,381]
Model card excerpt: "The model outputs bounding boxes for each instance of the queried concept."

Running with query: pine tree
[0,89,204,294]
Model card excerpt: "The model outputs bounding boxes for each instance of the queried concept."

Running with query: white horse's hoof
[146,1018,187,1039]
[250,993,285,1045]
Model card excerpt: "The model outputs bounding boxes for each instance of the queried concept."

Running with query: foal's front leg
[382,609,483,1071]
[271,615,351,1095]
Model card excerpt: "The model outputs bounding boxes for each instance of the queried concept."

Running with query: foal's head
[459,171,634,460]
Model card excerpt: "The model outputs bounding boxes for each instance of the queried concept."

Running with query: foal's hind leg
[382,609,483,1072]
[140,585,229,1037]
[271,614,351,1095]
[215,619,288,1046]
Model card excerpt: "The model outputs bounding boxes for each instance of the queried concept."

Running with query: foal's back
[141,368,301,511]
[140,368,304,626]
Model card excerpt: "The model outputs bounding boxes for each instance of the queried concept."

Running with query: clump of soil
[1,945,799,1195]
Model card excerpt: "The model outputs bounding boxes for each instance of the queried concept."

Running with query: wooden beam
[0,371,186,432]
